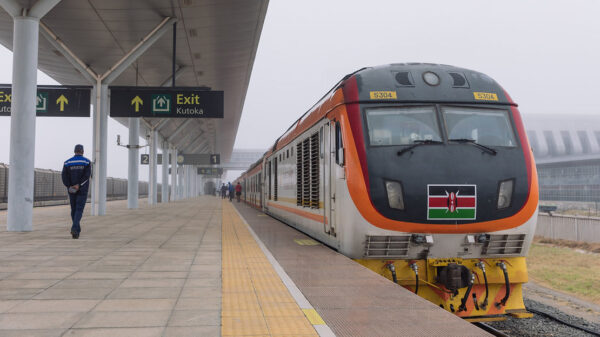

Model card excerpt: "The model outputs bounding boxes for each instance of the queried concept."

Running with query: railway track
[527,307,600,336]
[473,322,511,337]
[483,299,600,337]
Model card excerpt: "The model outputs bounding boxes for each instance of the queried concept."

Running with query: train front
[343,64,538,320]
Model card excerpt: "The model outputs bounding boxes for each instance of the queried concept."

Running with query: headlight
[385,181,404,210]
[497,179,514,209]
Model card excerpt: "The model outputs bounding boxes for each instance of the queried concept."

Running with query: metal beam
[175,128,203,152]
[139,118,153,132]
[197,142,210,154]
[40,22,97,83]
[181,131,205,153]
[0,0,21,17]
[155,119,170,132]
[160,66,186,87]
[28,0,60,18]
[167,119,193,143]
[102,17,177,84]
[187,138,208,154]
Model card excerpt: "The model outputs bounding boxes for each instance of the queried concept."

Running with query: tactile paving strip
[234,202,491,337]
[221,201,319,336]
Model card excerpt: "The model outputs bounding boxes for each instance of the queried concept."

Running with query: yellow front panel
[356,257,529,319]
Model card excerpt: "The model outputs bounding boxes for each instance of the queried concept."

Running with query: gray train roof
[352,63,513,105]
[0,0,269,161]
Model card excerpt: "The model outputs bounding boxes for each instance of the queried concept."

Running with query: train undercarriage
[356,256,533,321]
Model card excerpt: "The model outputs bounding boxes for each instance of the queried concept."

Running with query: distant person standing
[221,183,227,199]
[61,144,91,239]
[235,182,242,202]
[228,182,234,202]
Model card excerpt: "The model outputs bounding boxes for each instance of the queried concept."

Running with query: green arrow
[131,96,143,112]
[56,95,68,111]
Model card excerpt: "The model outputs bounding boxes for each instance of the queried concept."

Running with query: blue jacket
[61,155,92,194]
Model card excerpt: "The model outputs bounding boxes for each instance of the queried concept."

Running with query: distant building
[523,114,600,202]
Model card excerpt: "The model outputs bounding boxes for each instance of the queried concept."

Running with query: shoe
[73,233,79,239]
[71,231,75,239]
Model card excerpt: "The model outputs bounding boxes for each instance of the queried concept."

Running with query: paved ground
[0,198,221,337]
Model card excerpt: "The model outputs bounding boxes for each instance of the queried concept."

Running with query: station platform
[0,196,487,336]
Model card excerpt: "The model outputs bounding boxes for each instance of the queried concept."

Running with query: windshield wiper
[397,140,443,156]
[448,138,497,155]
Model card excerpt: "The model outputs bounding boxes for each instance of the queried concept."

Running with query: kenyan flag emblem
[427,185,477,220]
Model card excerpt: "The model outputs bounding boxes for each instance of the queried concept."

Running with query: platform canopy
[0,0,268,161]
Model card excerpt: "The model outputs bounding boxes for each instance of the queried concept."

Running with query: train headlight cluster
[385,180,404,210]
[422,71,440,86]
[497,179,514,209]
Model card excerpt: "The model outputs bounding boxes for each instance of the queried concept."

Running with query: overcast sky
[0,0,599,181]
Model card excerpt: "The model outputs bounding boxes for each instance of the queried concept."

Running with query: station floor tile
[0,197,222,335]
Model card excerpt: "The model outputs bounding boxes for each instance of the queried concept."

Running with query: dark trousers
[69,192,87,234]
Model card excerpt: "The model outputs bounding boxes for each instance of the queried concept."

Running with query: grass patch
[527,243,600,305]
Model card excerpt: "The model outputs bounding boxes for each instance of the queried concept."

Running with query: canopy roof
[0,0,269,159]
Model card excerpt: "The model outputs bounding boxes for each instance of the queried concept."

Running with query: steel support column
[148,130,158,205]
[182,166,187,199]
[3,0,60,231]
[127,118,139,209]
[190,166,194,198]
[170,147,177,201]
[192,166,196,197]
[6,17,38,231]
[161,140,169,203]
[91,82,109,215]
[178,165,184,199]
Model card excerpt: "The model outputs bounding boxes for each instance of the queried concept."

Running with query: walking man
[61,144,91,239]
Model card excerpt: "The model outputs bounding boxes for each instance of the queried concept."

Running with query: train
[0,163,153,207]
[235,63,538,321]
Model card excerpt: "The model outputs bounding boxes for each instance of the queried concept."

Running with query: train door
[274,157,278,201]
[265,160,271,210]
[258,172,262,207]
[323,124,332,234]
[328,122,339,235]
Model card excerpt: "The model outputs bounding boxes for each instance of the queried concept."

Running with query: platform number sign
[140,154,149,165]
[210,154,220,165]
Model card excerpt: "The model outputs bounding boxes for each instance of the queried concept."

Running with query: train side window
[319,126,324,158]
[335,121,344,166]
[287,149,289,159]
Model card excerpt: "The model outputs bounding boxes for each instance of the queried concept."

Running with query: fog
[0,0,598,181]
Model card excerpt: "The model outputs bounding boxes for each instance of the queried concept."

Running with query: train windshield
[365,106,442,146]
[441,106,517,147]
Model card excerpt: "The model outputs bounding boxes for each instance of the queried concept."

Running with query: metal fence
[0,163,155,206]
[538,161,600,202]
[535,213,600,243]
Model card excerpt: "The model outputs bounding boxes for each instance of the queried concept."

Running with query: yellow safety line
[221,201,319,336]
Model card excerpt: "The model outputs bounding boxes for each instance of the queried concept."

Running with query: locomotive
[235,63,538,320]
